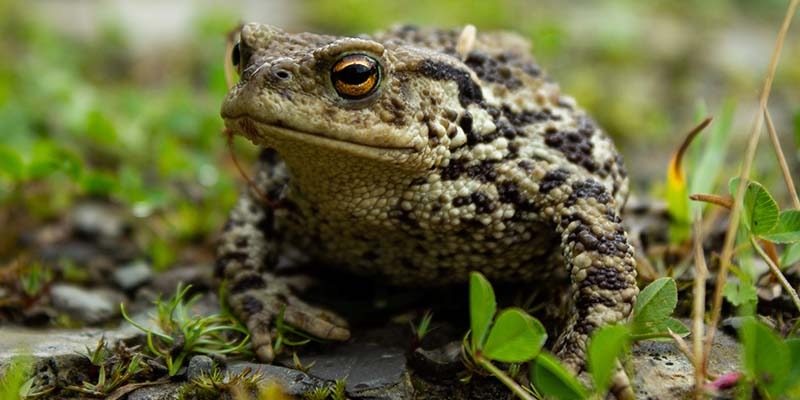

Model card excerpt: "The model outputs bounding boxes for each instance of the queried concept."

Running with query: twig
[751,235,800,313]
[764,109,800,209]
[692,217,709,399]
[704,0,799,372]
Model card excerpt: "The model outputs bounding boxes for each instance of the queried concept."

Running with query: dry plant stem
[668,330,696,365]
[764,109,800,209]
[689,194,733,209]
[224,129,280,209]
[672,117,713,180]
[692,218,709,399]
[704,0,799,371]
[750,235,800,313]
[475,356,535,400]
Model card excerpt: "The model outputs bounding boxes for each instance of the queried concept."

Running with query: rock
[187,355,214,381]
[127,383,182,400]
[150,264,213,295]
[409,341,462,378]
[631,329,739,399]
[112,260,152,291]
[226,361,327,396]
[50,283,126,325]
[69,201,128,240]
[301,342,412,399]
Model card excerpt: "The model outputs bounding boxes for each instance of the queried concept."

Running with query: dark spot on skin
[235,237,249,248]
[497,181,521,205]
[441,158,466,180]
[505,141,520,160]
[567,179,612,206]
[256,209,275,236]
[567,221,632,259]
[240,295,263,314]
[470,191,495,213]
[501,105,554,125]
[390,208,420,229]
[466,160,498,182]
[230,271,266,292]
[615,153,627,178]
[544,127,597,172]
[459,112,473,133]
[410,177,427,186]
[606,207,622,223]
[214,252,249,277]
[574,319,596,335]
[417,60,483,106]
[517,159,535,171]
[452,191,495,214]
[465,51,523,90]
[540,168,570,194]
[581,267,629,291]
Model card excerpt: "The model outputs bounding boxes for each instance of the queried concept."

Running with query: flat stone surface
[127,383,182,400]
[0,311,154,367]
[227,361,326,395]
[632,328,739,399]
[302,342,410,397]
[50,283,126,324]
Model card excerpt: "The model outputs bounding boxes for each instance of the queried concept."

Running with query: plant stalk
[476,356,536,400]
[750,235,800,313]
[764,109,800,210]
[692,217,709,399]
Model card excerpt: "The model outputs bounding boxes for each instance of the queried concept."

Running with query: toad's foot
[227,272,350,362]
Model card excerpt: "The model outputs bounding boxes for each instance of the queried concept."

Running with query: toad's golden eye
[331,54,380,99]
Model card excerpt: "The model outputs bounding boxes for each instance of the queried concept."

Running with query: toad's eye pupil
[331,54,380,100]
[337,63,371,84]
[231,42,241,67]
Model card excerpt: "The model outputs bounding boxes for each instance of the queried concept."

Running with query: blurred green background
[0,0,798,266]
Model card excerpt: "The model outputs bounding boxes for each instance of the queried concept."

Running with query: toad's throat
[223,115,416,154]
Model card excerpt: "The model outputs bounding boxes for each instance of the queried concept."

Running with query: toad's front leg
[216,151,350,362]
[549,178,638,398]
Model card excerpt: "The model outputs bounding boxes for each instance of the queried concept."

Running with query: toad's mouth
[223,114,417,156]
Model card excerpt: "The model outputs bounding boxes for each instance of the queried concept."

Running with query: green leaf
[531,352,589,400]
[81,170,118,196]
[723,280,758,307]
[0,146,24,181]
[741,318,790,397]
[664,318,690,337]
[782,242,800,267]
[481,308,546,363]
[469,272,496,351]
[588,324,630,395]
[787,339,800,391]
[760,210,800,243]
[632,277,678,335]
[729,178,779,235]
